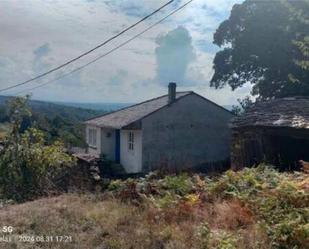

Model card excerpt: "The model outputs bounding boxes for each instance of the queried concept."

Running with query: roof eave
[85,122,121,129]
[231,124,309,130]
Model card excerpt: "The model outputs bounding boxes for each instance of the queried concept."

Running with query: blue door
[115,129,120,163]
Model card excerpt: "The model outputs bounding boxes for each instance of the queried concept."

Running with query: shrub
[197,222,211,248]
[155,192,179,208]
[215,232,238,249]
[103,166,308,249]
[0,97,74,202]
[164,174,193,195]
[108,179,125,191]
[207,165,309,249]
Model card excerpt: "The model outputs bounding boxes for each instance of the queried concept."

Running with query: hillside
[56,100,232,112]
[53,101,132,111]
[0,96,104,120]
[0,96,105,146]
[0,166,307,249]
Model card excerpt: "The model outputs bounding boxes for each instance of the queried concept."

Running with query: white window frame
[128,131,134,151]
[88,128,97,147]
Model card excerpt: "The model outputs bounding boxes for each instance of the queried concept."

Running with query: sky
[0,0,250,105]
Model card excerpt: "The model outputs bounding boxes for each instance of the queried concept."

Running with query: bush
[207,165,309,249]
[104,165,308,249]
[197,222,211,248]
[164,174,193,195]
[0,97,74,202]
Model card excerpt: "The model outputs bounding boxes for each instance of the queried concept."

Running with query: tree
[294,37,309,71]
[0,97,74,202]
[285,0,309,73]
[231,96,254,115]
[211,0,309,100]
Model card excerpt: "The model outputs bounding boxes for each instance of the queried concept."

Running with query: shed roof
[85,92,192,129]
[231,96,309,129]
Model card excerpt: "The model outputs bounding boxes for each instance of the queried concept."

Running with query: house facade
[85,83,234,173]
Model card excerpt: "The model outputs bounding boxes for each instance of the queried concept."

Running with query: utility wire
[15,0,194,96]
[0,0,174,93]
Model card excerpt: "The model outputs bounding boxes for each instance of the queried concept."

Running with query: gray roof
[231,96,309,129]
[85,92,192,129]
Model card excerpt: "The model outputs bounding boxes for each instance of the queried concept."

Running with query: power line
[15,0,194,96]
[0,0,174,93]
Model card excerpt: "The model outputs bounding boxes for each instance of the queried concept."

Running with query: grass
[0,165,308,249]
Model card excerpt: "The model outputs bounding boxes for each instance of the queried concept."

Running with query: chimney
[168,82,176,104]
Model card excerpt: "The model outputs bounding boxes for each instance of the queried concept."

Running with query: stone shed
[231,97,309,171]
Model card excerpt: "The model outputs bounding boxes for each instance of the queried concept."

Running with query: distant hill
[57,101,232,112]
[0,96,106,147]
[54,101,133,111]
[0,96,104,121]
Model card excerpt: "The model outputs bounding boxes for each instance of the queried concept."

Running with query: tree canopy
[211,0,309,100]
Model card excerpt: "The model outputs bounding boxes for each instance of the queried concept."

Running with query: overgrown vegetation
[0,97,74,202]
[1,166,307,249]
[0,95,104,147]
[106,166,308,249]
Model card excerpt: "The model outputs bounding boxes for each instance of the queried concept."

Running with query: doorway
[267,135,309,171]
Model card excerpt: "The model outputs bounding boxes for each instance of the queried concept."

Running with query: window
[88,128,97,147]
[128,131,134,151]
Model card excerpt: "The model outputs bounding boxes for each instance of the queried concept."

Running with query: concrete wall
[141,93,234,172]
[120,130,142,173]
[100,128,116,161]
[86,126,116,160]
[86,125,101,156]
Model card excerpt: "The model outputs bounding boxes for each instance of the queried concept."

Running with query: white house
[85,83,234,173]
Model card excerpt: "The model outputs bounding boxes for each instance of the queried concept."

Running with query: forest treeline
[0,96,105,147]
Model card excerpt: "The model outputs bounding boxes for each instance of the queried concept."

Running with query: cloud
[155,26,196,86]
[104,0,170,17]
[33,43,52,74]
[33,43,51,59]
[109,69,128,86]
[0,0,249,106]
[0,57,16,85]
